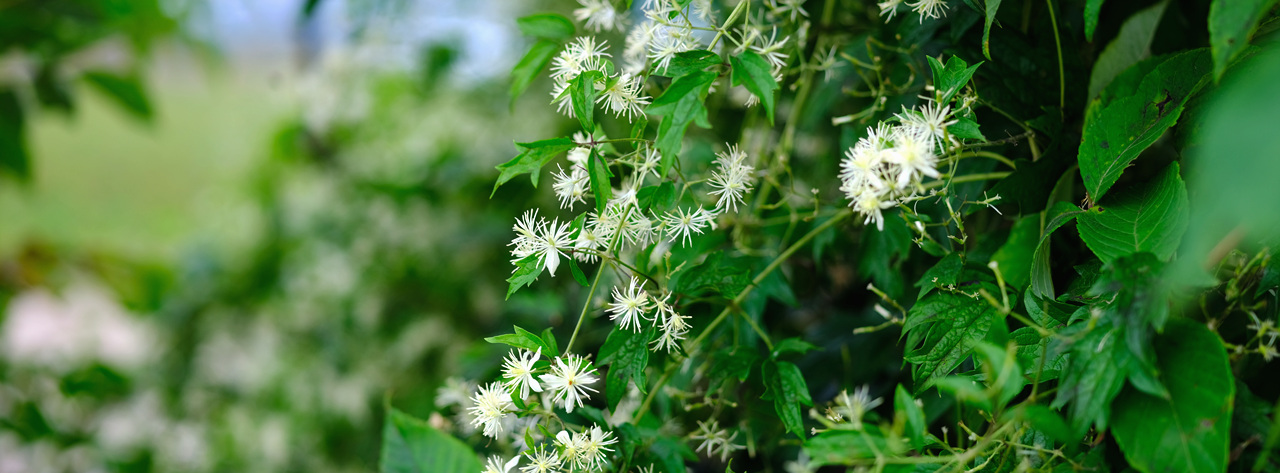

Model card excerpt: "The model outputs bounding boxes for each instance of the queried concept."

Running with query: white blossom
[483,455,520,473]
[467,382,515,438]
[501,347,543,399]
[598,73,650,121]
[520,444,563,473]
[575,0,627,32]
[539,354,600,413]
[878,0,903,20]
[552,164,590,210]
[908,0,949,21]
[663,206,716,247]
[707,144,756,213]
[692,420,744,462]
[650,291,690,353]
[607,276,651,332]
[833,386,884,430]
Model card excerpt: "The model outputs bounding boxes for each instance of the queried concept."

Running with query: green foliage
[599,325,655,410]
[761,359,813,437]
[571,70,602,132]
[381,408,482,473]
[492,137,578,196]
[505,254,545,299]
[486,325,560,357]
[926,55,982,105]
[805,428,892,467]
[1209,0,1280,80]
[1087,1,1167,101]
[516,13,575,40]
[510,39,560,105]
[1076,163,1189,264]
[730,51,779,124]
[646,70,716,176]
[903,282,1002,390]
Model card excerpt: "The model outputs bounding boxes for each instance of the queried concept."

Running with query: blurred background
[0,0,569,471]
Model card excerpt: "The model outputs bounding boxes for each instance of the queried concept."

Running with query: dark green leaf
[772,338,819,358]
[1030,202,1085,299]
[1078,49,1211,201]
[708,349,757,391]
[0,89,30,181]
[587,148,613,214]
[1052,323,1131,435]
[895,385,928,450]
[568,258,589,286]
[762,359,813,437]
[600,325,654,410]
[982,0,1002,60]
[1077,163,1189,264]
[647,71,716,177]
[947,117,985,141]
[859,211,912,299]
[485,325,557,356]
[380,408,481,473]
[1000,405,1072,444]
[1012,326,1066,381]
[804,428,891,467]
[516,13,575,40]
[492,137,577,196]
[730,51,779,124]
[671,251,751,298]
[1209,0,1279,80]
[1112,319,1233,473]
[655,50,722,78]
[510,40,559,106]
[903,284,1002,389]
[505,254,544,299]
[636,182,676,212]
[571,70,602,132]
[916,253,964,300]
[83,71,152,122]
[1087,1,1168,101]
[990,214,1040,289]
[1085,0,1105,42]
[650,435,695,473]
[926,55,982,104]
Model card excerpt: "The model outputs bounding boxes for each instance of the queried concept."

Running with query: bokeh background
[0,0,569,471]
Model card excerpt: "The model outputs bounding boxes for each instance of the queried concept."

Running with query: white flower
[502,347,543,399]
[635,147,661,180]
[575,0,627,32]
[555,429,588,468]
[648,24,700,73]
[854,189,897,231]
[539,354,600,412]
[750,27,791,73]
[707,144,756,213]
[574,225,606,263]
[435,377,475,408]
[692,419,744,462]
[598,73,650,121]
[552,164,590,210]
[509,210,576,277]
[833,386,884,430]
[907,0,948,21]
[878,0,903,20]
[607,276,651,332]
[520,444,562,473]
[769,0,808,22]
[897,101,956,146]
[650,291,690,353]
[663,206,716,247]
[691,0,716,22]
[578,425,618,470]
[483,455,520,473]
[885,127,940,187]
[467,382,515,438]
[623,21,660,72]
[551,37,611,82]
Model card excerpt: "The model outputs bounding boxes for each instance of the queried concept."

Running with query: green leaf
[895,385,928,450]
[1085,0,1105,42]
[903,283,1002,389]
[1000,405,1072,444]
[650,435,695,473]
[1030,202,1085,299]
[1209,0,1279,80]
[505,254,544,299]
[982,0,1002,60]
[587,148,613,214]
[492,137,577,196]
[1012,326,1066,381]
[568,257,589,286]
[671,251,751,298]
[636,182,676,212]
[1087,1,1168,101]
[730,51,779,124]
[926,55,982,104]
[916,252,964,300]
[485,325,558,356]
[990,214,1040,289]
[654,50,722,78]
[571,70,602,132]
[805,428,891,467]
[772,338,819,358]
[947,117,985,141]
[647,70,716,177]
[599,325,655,411]
[510,40,559,106]
[1052,323,1131,435]
[859,211,912,299]
[380,408,482,473]
[0,89,30,181]
[1078,49,1211,201]
[83,71,153,122]
[708,349,757,391]
[1111,319,1234,473]
[540,327,560,356]
[516,13,575,40]
[1077,163,1189,264]
[762,359,813,437]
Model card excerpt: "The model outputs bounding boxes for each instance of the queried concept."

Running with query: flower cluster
[878,0,950,22]
[838,100,957,230]
[605,276,692,353]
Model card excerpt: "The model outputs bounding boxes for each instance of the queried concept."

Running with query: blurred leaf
[1078,49,1211,201]
[1087,1,1167,101]
[1085,0,1105,42]
[0,89,29,181]
[708,348,757,390]
[982,0,1001,60]
[1012,326,1066,381]
[1077,163,1189,264]
[730,51,778,124]
[895,384,928,450]
[510,39,559,106]
[990,214,1040,289]
[926,55,981,104]
[571,70,601,132]
[1209,0,1279,80]
[492,137,576,196]
[516,13,575,40]
[761,359,813,437]
[34,64,74,113]
[858,211,911,299]
[380,408,481,473]
[805,428,890,467]
[1112,319,1233,473]
[903,282,1001,390]
[83,71,153,122]
[650,435,696,473]
[772,338,819,358]
[671,251,750,298]
[505,255,545,299]
[647,70,716,177]
[1000,405,1072,444]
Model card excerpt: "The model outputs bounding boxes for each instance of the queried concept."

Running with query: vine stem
[1045,0,1066,115]
[633,210,852,423]
[565,206,634,354]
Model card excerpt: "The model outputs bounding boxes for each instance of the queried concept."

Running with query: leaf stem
[1045,0,1066,115]
[566,206,634,354]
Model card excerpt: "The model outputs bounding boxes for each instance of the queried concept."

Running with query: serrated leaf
[708,349,757,391]
[1085,0,1105,42]
[926,55,982,104]
[647,70,716,177]
[599,325,654,410]
[1112,319,1233,473]
[1030,202,1085,299]
[1012,326,1066,381]
[1077,163,1188,264]
[505,254,544,299]
[982,0,1002,60]
[990,214,1040,289]
[671,251,751,298]
[83,71,152,122]
[1078,49,1211,201]
[380,408,482,473]
[571,70,602,132]
[1052,323,1131,435]
[916,253,964,300]
[730,51,779,124]
[1087,1,1167,101]
[493,137,577,196]
[903,284,1001,390]
[804,428,891,467]
[587,148,613,214]
[947,117,985,141]
[762,359,813,437]
[516,13,575,40]
[510,40,559,105]
[1209,0,1279,80]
